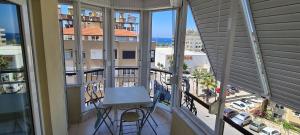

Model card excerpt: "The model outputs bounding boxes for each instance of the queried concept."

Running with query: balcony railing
[64,67,174,107]
[181,90,254,135]
[115,67,138,87]
[150,68,172,105]
[0,68,26,94]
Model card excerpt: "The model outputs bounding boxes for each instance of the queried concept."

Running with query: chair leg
[93,118,104,135]
[147,118,157,135]
[149,114,158,127]
[94,109,113,135]
[119,120,123,135]
[104,108,114,126]
[103,119,114,135]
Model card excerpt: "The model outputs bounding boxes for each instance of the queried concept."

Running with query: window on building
[122,51,135,59]
[65,49,73,60]
[90,49,103,59]
[123,69,134,75]
[82,51,86,59]
[150,50,155,62]
[114,49,117,59]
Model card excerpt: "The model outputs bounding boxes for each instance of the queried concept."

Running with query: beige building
[59,7,156,71]
[185,29,203,52]
[271,103,300,127]
[63,40,156,71]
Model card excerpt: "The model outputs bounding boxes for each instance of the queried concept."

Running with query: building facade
[154,47,210,72]
[185,29,203,52]
[0,28,6,46]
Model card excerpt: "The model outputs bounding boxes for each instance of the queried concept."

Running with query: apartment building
[63,27,156,71]
[60,6,156,71]
[272,103,300,127]
[185,29,202,52]
[0,28,5,46]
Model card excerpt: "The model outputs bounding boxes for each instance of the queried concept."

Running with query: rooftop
[63,26,137,37]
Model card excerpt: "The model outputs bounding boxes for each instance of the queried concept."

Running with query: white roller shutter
[250,0,300,110]
[189,0,264,94]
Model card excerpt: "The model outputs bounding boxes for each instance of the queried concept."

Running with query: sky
[0,4,20,33]
[152,6,197,38]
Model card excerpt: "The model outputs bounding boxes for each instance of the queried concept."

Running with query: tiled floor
[68,108,171,135]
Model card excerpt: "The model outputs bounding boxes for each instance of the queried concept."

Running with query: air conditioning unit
[170,0,182,7]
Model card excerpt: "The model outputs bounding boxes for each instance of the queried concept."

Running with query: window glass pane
[80,6,105,110]
[181,5,216,130]
[114,11,139,87]
[150,10,176,107]
[0,3,34,134]
[122,51,135,59]
[58,4,77,84]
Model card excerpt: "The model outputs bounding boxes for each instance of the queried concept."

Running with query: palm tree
[192,68,202,96]
[193,69,217,102]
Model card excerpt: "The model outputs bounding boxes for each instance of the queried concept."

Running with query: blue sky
[152,7,196,38]
[0,4,20,33]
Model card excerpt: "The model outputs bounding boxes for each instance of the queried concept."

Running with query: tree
[157,62,164,69]
[192,69,217,102]
[0,56,9,69]
[282,120,293,135]
[167,56,173,68]
[157,62,161,68]
[183,63,188,71]
[168,56,188,71]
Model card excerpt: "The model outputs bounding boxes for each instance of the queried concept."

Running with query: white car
[251,98,264,103]
[230,101,249,111]
[241,98,255,108]
[260,127,281,135]
[231,112,252,126]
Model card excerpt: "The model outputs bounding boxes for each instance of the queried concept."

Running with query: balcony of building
[1,0,300,135]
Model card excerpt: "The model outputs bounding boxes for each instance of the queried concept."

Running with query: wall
[171,108,209,135]
[63,40,156,69]
[29,0,68,134]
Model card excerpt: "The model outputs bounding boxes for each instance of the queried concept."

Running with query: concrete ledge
[171,108,214,135]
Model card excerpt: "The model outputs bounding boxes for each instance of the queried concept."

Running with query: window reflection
[0,3,34,134]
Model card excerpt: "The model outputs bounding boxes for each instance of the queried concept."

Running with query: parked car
[231,112,252,126]
[224,108,238,118]
[241,98,255,108]
[226,85,235,95]
[230,101,249,111]
[230,86,239,93]
[226,85,239,95]
[249,120,266,132]
[260,127,281,135]
[251,98,264,103]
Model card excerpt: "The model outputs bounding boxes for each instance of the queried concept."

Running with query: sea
[152,37,173,46]
[3,33,22,44]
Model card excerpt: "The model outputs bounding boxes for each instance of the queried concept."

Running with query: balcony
[68,107,172,135]
[1,0,300,135]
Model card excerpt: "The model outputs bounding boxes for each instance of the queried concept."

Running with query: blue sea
[4,33,21,44]
[152,37,173,46]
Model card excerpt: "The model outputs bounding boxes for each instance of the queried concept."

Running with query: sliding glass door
[0,1,39,135]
